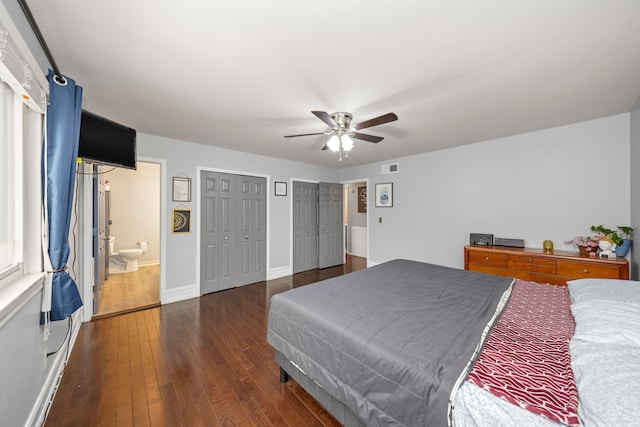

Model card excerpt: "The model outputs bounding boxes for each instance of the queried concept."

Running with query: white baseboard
[29,308,83,427]
[367,260,379,268]
[166,283,199,304]
[269,265,292,280]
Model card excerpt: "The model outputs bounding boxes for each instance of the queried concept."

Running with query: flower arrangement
[566,225,634,258]
[565,236,599,248]
[565,236,600,256]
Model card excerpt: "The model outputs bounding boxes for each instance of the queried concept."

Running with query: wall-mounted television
[78,110,137,170]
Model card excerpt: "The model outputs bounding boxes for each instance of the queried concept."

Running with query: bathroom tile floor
[95,264,160,318]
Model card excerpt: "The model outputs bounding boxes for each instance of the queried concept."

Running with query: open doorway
[344,182,368,258]
[93,161,161,317]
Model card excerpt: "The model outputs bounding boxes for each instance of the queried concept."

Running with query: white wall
[138,113,632,290]
[137,134,340,291]
[341,114,631,268]
[107,162,160,265]
[630,97,640,279]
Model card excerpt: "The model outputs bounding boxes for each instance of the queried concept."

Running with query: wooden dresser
[464,245,629,285]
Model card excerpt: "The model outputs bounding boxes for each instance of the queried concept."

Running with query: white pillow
[568,278,640,304]
[571,299,640,347]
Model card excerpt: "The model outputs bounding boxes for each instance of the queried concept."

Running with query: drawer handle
[485,257,489,261]
[528,259,532,262]
[583,269,588,273]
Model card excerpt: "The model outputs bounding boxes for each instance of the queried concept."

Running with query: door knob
[244,236,249,240]
[224,236,228,240]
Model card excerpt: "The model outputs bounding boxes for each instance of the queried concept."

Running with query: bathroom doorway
[344,181,368,259]
[93,161,161,317]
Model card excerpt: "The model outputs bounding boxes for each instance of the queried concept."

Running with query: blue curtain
[43,70,83,321]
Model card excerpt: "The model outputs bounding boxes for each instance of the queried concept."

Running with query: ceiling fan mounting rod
[330,112,352,130]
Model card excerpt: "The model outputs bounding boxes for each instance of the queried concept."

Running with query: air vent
[381,163,399,174]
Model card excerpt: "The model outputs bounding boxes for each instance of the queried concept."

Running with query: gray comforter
[267,259,514,427]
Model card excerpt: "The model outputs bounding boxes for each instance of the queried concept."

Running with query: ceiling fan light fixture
[341,134,353,151]
[284,110,398,161]
[327,135,340,152]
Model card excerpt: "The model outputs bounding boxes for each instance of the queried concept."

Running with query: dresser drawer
[468,252,508,268]
[508,255,556,274]
[557,260,621,279]
[469,264,527,280]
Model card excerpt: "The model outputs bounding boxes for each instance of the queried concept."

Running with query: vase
[578,246,595,257]
[615,239,632,257]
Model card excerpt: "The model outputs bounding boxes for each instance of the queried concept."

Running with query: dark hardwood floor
[45,255,367,427]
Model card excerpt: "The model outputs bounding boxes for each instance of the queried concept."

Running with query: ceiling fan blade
[352,133,384,143]
[312,110,337,128]
[284,132,326,138]
[352,112,398,130]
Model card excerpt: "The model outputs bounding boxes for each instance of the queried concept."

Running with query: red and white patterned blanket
[467,280,579,426]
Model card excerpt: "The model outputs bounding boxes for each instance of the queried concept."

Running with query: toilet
[108,237,149,274]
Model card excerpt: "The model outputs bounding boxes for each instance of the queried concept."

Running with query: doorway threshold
[92,302,160,321]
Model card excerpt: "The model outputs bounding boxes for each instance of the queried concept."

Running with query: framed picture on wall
[358,186,367,212]
[275,181,287,196]
[172,209,191,233]
[172,176,191,202]
[375,183,393,207]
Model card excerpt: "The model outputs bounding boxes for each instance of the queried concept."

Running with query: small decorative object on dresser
[465,245,629,285]
[598,237,617,259]
[565,235,599,257]
[470,233,493,246]
[590,225,633,257]
[543,240,554,254]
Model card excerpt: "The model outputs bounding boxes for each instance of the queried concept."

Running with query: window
[0,17,46,292]
[0,79,20,283]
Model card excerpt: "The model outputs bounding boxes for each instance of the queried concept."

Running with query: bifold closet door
[236,175,266,287]
[292,181,318,274]
[200,171,237,294]
[201,171,266,294]
[319,182,344,269]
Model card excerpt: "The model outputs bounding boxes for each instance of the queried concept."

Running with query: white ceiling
[26,0,640,168]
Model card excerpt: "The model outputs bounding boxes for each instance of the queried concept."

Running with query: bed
[267,259,640,426]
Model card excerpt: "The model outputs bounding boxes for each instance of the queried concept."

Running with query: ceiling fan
[284,111,398,160]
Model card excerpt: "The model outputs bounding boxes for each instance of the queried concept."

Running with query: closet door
[218,173,237,290]
[292,181,318,273]
[236,175,267,286]
[319,182,344,269]
[200,171,237,294]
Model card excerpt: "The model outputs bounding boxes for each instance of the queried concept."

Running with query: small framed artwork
[275,181,287,196]
[172,176,191,202]
[172,209,191,233]
[358,186,367,212]
[375,183,393,207]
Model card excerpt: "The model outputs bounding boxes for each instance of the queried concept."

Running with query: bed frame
[275,350,366,427]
